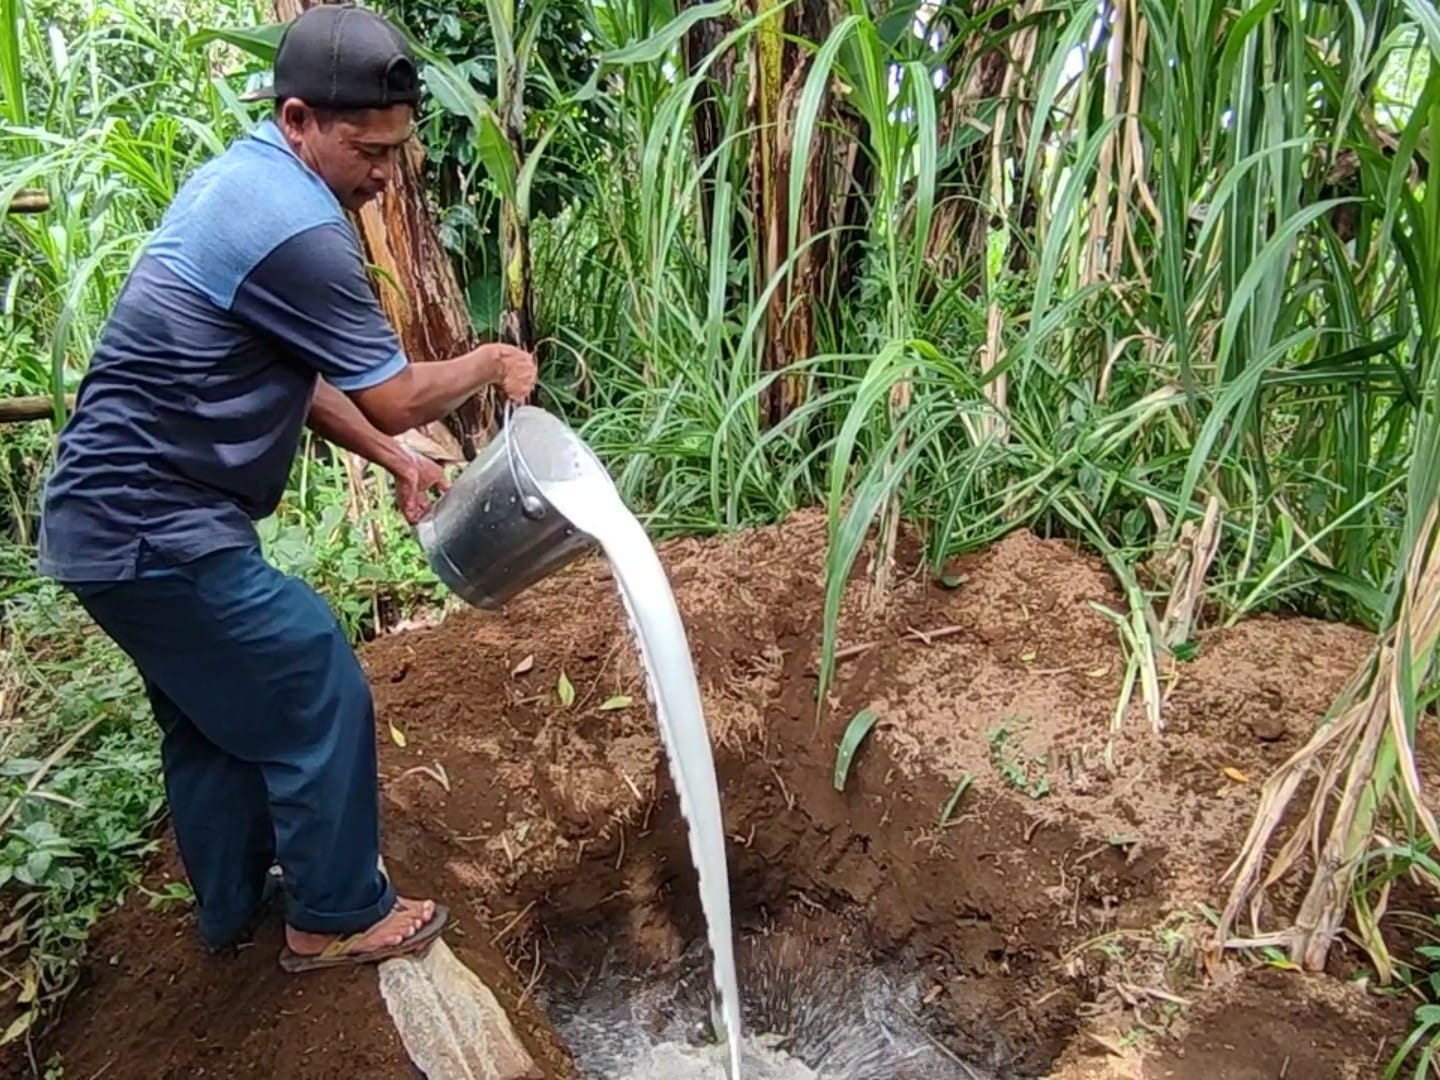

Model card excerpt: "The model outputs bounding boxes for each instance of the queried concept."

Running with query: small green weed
[1382,911,1440,1078]
[259,444,446,643]
[938,774,973,828]
[0,583,165,1047]
[986,721,1051,800]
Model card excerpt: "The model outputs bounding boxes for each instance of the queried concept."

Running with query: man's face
[279,102,414,211]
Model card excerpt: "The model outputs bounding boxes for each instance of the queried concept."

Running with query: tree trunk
[750,0,811,425]
[497,69,536,360]
[677,0,865,428]
[499,201,535,354]
[749,0,858,425]
[921,0,1023,285]
[680,0,738,247]
[275,0,493,459]
[353,137,492,456]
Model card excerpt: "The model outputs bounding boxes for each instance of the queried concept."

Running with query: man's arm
[346,341,534,437]
[307,378,412,474]
[307,379,451,525]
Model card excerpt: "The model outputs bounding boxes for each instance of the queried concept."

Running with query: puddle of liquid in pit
[536,933,994,1080]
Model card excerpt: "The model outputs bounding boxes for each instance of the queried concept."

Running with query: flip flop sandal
[278,903,450,974]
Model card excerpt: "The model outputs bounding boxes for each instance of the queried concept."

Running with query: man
[36,5,532,972]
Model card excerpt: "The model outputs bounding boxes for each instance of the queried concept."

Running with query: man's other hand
[392,450,450,525]
[483,344,537,402]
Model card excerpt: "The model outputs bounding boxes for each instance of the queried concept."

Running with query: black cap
[244,5,419,110]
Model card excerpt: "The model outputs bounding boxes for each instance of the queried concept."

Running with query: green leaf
[186,24,288,63]
[475,109,518,203]
[557,671,575,707]
[599,695,634,711]
[21,821,59,845]
[420,63,517,202]
[423,62,482,126]
[938,774,973,828]
[833,708,881,792]
[598,1,733,66]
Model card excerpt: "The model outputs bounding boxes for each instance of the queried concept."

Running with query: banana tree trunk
[497,48,536,358]
[499,199,535,353]
[749,0,857,425]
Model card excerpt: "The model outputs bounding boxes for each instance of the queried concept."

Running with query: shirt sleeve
[229,221,409,392]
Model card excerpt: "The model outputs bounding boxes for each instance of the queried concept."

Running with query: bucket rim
[506,404,607,483]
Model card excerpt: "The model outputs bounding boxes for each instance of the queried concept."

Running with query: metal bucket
[416,405,601,610]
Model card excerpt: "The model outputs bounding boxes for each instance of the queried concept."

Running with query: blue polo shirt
[37,119,408,582]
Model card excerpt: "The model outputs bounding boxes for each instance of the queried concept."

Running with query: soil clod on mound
[19,510,1410,1080]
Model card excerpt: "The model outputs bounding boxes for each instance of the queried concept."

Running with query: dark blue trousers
[69,544,395,949]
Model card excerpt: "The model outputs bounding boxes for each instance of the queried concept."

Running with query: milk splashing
[538,468,745,1080]
[540,931,989,1080]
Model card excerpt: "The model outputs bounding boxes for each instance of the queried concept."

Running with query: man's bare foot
[285,896,439,959]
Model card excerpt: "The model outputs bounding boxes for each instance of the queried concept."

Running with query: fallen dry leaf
[512,654,535,676]
[1222,766,1250,784]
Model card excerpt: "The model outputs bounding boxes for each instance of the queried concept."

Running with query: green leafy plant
[986,722,1051,801]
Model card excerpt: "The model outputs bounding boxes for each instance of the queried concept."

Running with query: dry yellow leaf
[1,1009,34,1046]
[389,723,408,749]
[1222,766,1250,784]
[17,964,36,1006]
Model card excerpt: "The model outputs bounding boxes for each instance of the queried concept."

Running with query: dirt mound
[18,510,1409,1079]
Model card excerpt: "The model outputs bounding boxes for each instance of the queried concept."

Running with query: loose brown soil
[12,511,1422,1078]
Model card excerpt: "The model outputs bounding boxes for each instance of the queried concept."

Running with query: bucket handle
[503,402,547,520]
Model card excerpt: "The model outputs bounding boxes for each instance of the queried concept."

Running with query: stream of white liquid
[537,469,745,1080]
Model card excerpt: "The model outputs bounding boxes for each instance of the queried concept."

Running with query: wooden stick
[904,624,967,645]
[834,641,877,662]
[812,624,970,674]
[4,190,49,215]
[0,395,76,424]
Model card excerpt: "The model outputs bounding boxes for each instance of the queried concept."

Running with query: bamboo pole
[0,395,75,423]
[3,190,48,215]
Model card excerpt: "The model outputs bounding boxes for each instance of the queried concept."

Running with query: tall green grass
[534,0,1431,619]
[519,0,1439,1020]
[526,0,1433,721]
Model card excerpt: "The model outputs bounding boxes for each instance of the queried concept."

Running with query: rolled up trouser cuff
[285,873,397,936]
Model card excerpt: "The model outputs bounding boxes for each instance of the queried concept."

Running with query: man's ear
[278,98,312,134]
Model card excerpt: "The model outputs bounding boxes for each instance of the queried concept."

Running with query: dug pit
[499,697,1154,1078]
[18,509,1418,1079]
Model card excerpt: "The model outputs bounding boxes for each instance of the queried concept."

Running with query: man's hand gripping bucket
[415,405,601,609]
